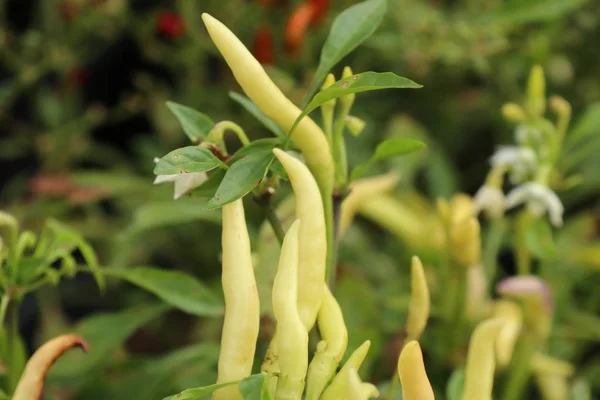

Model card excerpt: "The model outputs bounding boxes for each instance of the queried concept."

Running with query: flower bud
[502,103,525,122]
[526,65,546,117]
[345,115,366,136]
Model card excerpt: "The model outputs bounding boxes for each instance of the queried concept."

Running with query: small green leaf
[154,146,223,175]
[240,373,270,400]
[206,148,274,210]
[103,267,224,317]
[125,199,221,236]
[351,138,426,179]
[446,368,465,400]
[162,374,265,400]
[166,101,215,142]
[46,219,105,290]
[230,139,281,163]
[294,72,421,138]
[229,92,286,139]
[50,304,169,378]
[302,0,388,106]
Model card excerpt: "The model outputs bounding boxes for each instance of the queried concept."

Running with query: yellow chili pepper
[214,200,261,400]
[320,340,371,400]
[462,318,504,400]
[492,300,522,368]
[347,368,380,400]
[339,172,399,235]
[306,284,348,400]
[273,148,326,330]
[272,219,308,400]
[406,256,430,342]
[201,13,334,201]
[534,373,569,400]
[397,341,435,400]
[13,334,88,400]
[531,353,575,377]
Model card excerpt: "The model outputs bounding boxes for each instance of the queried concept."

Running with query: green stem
[264,203,285,246]
[514,211,532,275]
[208,120,250,150]
[503,333,538,400]
[327,193,343,292]
[332,106,349,190]
[483,218,507,284]
[0,293,9,328]
[324,194,335,288]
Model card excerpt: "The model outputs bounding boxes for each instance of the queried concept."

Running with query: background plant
[1,0,600,399]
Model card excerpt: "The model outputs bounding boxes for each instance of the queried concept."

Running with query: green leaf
[294,72,421,138]
[105,343,220,400]
[103,267,223,317]
[46,219,105,290]
[351,138,426,179]
[0,326,27,393]
[525,219,556,260]
[229,92,286,139]
[125,199,221,236]
[50,304,169,378]
[206,148,274,209]
[446,368,465,400]
[239,373,270,400]
[154,146,223,175]
[471,0,588,25]
[162,374,265,400]
[302,0,388,106]
[189,169,227,200]
[166,101,215,142]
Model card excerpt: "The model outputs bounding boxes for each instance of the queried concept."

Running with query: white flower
[473,185,505,219]
[514,124,542,146]
[505,182,564,227]
[490,146,537,184]
[153,157,208,199]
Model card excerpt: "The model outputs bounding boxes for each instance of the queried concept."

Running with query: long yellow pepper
[492,300,522,368]
[406,256,430,342]
[321,340,371,400]
[273,148,326,330]
[339,172,399,235]
[306,285,348,400]
[462,318,504,400]
[201,13,334,199]
[272,220,308,400]
[347,368,380,400]
[397,341,435,400]
[214,200,260,400]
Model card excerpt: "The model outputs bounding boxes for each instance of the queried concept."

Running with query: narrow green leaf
[154,146,223,175]
[162,374,264,400]
[166,101,215,142]
[471,0,588,25]
[50,304,169,378]
[302,0,388,106]
[46,219,105,290]
[294,72,421,138]
[105,343,220,400]
[229,92,286,139]
[103,267,224,317]
[351,138,426,179]
[240,373,271,400]
[446,368,465,400]
[125,199,221,236]
[206,148,274,210]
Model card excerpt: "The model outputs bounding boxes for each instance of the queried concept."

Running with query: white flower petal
[505,183,564,227]
[473,185,505,218]
[154,174,179,184]
[173,172,208,199]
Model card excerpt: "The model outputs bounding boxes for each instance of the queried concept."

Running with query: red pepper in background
[309,0,329,23]
[254,25,276,65]
[155,11,186,39]
[285,2,315,57]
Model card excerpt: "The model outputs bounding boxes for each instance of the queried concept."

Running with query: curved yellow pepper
[321,340,371,400]
[273,148,326,330]
[406,256,430,342]
[272,219,308,400]
[397,341,435,400]
[214,200,260,400]
[201,13,334,199]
